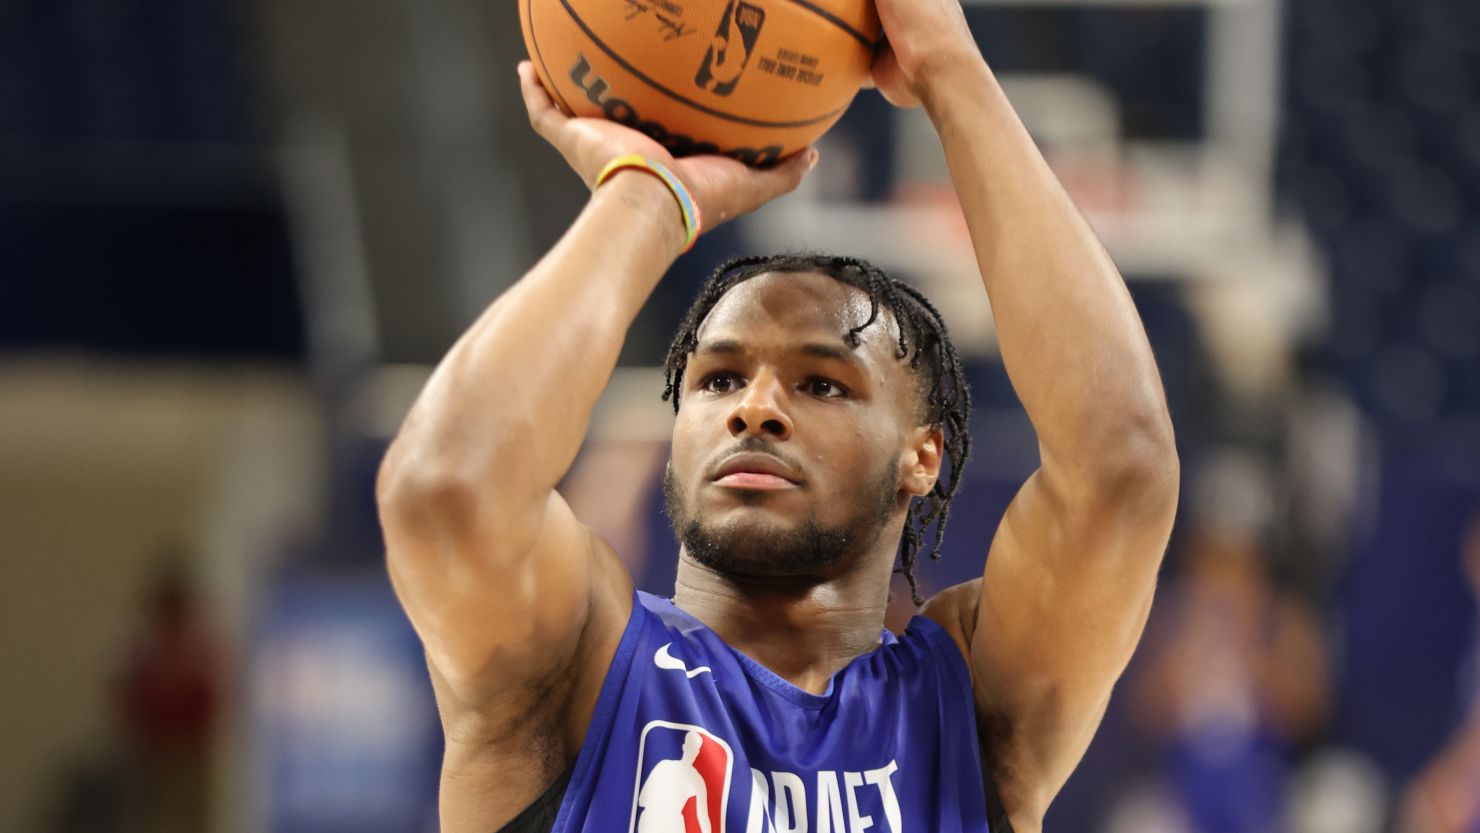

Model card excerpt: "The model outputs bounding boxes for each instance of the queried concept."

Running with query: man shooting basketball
[376,0,1179,830]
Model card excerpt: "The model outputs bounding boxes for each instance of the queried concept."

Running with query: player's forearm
[380,173,684,513]
[923,60,1175,488]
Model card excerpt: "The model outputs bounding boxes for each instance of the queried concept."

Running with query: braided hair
[661,253,973,605]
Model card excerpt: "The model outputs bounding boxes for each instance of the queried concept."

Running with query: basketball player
[376,0,1179,830]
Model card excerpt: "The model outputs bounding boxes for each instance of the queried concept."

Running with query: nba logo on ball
[696,0,766,96]
[630,721,734,833]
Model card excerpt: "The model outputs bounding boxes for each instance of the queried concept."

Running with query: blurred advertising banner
[252,573,439,833]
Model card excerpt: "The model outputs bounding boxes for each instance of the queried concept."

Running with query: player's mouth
[711,452,802,490]
[716,473,799,491]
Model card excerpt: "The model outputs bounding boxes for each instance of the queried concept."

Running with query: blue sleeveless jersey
[549,590,995,833]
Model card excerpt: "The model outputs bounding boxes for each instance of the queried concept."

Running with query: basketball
[519,0,881,166]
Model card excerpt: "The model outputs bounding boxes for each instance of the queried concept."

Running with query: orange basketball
[519,0,880,166]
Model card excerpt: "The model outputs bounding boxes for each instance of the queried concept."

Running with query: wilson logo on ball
[569,54,783,166]
[695,0,766,97]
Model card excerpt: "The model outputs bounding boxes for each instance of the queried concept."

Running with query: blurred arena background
[2,0,1479,831]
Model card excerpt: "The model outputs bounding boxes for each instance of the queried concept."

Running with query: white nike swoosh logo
[655,642,712,678]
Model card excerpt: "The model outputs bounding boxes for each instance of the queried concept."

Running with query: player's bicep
[970,467,1173,811]
[383,486,631,708]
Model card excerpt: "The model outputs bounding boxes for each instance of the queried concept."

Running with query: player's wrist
[595,155,702,254]
[917,53,992,115]
[591,169,689,255]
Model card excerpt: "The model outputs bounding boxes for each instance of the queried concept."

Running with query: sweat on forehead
[694,271,904,354]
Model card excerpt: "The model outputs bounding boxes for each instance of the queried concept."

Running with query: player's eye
[699,372,742,394]
[805,377,847,398]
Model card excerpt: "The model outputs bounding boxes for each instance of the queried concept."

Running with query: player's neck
[671,553,892,696]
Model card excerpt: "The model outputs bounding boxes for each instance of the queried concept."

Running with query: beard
[662,452,901,578]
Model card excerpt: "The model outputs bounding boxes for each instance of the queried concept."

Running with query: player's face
[665,272,920,579]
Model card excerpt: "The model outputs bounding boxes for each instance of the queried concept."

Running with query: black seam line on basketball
[527,0,578,116]
[779,0,878,50]
[556,0,849,129]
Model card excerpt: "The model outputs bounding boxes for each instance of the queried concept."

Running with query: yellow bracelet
[595,154,702,253]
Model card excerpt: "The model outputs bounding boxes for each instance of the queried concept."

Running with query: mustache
[712,436,806,473]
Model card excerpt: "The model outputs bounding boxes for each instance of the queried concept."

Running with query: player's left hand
[867,0,984,108]
[518,61,817,228]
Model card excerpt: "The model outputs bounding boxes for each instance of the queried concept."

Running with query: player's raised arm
[376,64,816,710]
[871,1,1180,827]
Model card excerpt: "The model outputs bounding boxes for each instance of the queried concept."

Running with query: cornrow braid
[661,253,973,606]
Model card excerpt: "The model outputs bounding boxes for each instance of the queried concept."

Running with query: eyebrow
[695,338,863,369]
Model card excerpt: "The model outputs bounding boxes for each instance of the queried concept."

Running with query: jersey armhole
[548,587,648,833]
[906,614,975,694]
[906,614,1018,833]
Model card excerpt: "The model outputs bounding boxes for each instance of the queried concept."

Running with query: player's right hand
[870,0,985,108]
[518,61,817,229]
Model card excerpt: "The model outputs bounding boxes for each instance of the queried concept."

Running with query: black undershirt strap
[980,734,1018,833]
[984,770,1017,833]
[492,764,574,833]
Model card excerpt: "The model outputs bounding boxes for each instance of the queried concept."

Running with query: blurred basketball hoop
[745,0,1324,398]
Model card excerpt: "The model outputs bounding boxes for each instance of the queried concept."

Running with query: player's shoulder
[918,578,982,667]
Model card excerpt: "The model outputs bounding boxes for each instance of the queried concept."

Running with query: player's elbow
[377,443,482,530]
[376,445,529,562]
[1084,416,1180,523]
[376,442,551,576]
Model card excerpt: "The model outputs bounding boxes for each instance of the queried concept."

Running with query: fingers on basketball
[755,147,818,199]
[518,61,563,136]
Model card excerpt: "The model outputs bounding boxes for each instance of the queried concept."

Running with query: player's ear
[901,424,943,497]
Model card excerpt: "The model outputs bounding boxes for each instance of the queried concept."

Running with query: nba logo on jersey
[630,721,734,833]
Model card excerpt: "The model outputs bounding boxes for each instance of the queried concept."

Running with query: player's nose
[726,371,792,441]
